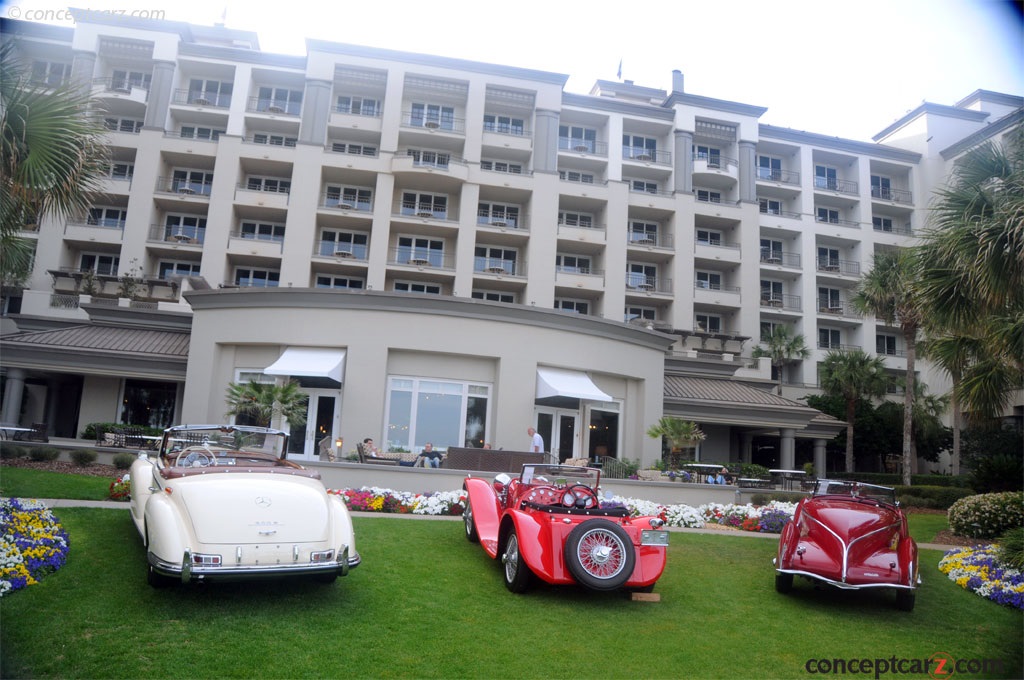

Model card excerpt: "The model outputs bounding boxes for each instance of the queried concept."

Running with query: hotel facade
[1,12,1020,471]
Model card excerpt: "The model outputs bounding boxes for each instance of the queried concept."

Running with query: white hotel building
[1,12,1020,471]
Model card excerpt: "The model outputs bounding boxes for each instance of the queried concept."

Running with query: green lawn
[1,510,1020,679]
[0,466,115,501]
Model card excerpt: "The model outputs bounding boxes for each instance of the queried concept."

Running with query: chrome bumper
[149,545,360,583]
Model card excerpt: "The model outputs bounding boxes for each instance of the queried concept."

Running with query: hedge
[828,472,971,488]
[894,485,977,510]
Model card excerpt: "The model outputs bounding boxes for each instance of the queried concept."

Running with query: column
[70,50,96,95]
[1,368,26,425]
[813,439,827,477]
[738,140,756,203]
[779,427,796,470]
[532,109,560,174]
[673,130,693,194]
[143,60,176,129]
[741,432,753,464]
[299,79,332,145]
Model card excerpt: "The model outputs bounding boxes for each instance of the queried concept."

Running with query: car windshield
[161,425,288,461]
[813,479,897,505]
[520,464,599,489]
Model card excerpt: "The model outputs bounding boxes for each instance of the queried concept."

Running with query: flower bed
[938,544,1024,609]
[0,498,70,597]
[330,487,796,533]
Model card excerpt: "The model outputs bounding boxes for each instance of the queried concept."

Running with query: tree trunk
[845,398,856,473]
[776,362,784,396]
[951,384,961,476]
[902,334,916,486]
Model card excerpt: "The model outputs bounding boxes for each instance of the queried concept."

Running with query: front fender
[143,493,192,565]
[501,511,557,582]
[128,456,155,538]
[464,478,502,558]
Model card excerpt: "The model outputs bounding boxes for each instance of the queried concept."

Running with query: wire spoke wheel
[565,520,635,591]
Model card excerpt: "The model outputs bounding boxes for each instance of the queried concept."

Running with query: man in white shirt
[528,426,554,463]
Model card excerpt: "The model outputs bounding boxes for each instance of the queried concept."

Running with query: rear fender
[144,493,191,563]
[128,456,156,539]
[897,536,919,586]
[327,494,356,555]
[464,477,502,558]
[501,511,559,583]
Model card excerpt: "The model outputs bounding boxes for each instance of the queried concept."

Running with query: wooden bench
[442,447,545,473]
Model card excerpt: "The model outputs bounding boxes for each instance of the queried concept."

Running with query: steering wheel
[565,484,598,509]
[177,445,216,468]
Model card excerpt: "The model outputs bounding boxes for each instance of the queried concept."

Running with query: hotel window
[103,162,134,180]
[873,216,894,232]
[478,202,520,228]
[473,290,516,303]
[870,175,892,200]
[239,221,285,242]
[625,306,656,323]
[255,86,302,114]
[110,69,151,91]
[696,271,721,290]
[693,145,721,167]
[385,378,490,451]
[818,287,842,311]
[331,141,377,156]
[31,60,70,86]
[696,189,721,203]
[474,246,517,274]
[559,125,597,153]
[79,253,119,276]
[171,170,214,195]
[407,149,450,169]
[760,239,783,263]
[120,379,176,429]
[397,236,444,266]
[558,211,593,228]
[816,207,840,224]
[104,117,143,133]
[555,299,589,314]
[819,328,841,349]
[630,179,658,194]
[818,247,840,270]
[814,165,838,190]
[696,229,722,246]
[319,230,368,258]
[760,321,782,342]
[336,96,379,116]
[623,135,657,160]
[627,263,656,289]
[158,260,201,279]
[410,102,455,130]
[759,198,782,215]
[480,159,523,174]
[695,314,721,333]
[401,192,447,219]
[757,155,782,181]
[484,114,525,135]
[179,126,225,141]
[87,207,127,228]
[556,255,592,274]
[394,281,442,295]
[325,185,372,210]
[187,78,232,106]
[559,169,595,184]
[761,280,783,304]
[252,132,297,147]
[246,176,291,193]
[164,214,207,243]
[234,267,280,288]
[876,334,898,356]
[316,275,365,290]
[629,221,658,244]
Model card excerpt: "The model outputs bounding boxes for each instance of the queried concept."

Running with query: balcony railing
[321,194,373,212]
[156,176,213,196]
[92,76,150,94]
[871,186,913,203]
[759,206,802,219]
[817,300,853,316]
[814,177,858,194]
[333,103,382,117]
[873,221,914,236]
[398,202,451,221]
[628,185,673,198]
[389,248,453,269]
[625,275,671,294]
[477,212,525,230]
[402,112,465,134]
[760,250,801,267]
[819,342,861,352]
[172,89,231,108]
[314,240,369,260]
[149,223,206,245]
[246,96,301,116]
[695,236,741,250]
[816,258,860,276]
[760,293,801,311]
[627,232,673,248]
[694,281,740,293]
[815,214,859,228]
[558,138,608,156]
[483,121,530,137]
[692,152,739,171]
[473,258,521,276]
[756,167,800,185]
[622,147,671,164]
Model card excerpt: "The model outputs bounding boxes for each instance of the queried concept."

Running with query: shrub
[998,526,1024,570]
[739,463,770,479]
[969,453,1024,493]
[894,485,976,510]
[69,449,98,466]
[750,491,805,505]
[28,447,61,462]
[112,452,136,470]
[948,492,1024,539]
[0,443,27,460]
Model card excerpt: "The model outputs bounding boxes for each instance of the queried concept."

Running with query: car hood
[175,474,330,544]
[802,498,900,542]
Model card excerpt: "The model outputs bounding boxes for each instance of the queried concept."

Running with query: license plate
[641,530,669,546]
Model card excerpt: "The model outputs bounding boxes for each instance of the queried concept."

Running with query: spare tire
[564,519,635,591]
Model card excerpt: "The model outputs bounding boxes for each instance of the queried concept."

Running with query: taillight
[310,550,335,563]
[191,553,221,566]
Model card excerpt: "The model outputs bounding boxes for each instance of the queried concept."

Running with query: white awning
[536,367,612,401]
[264,347,346,383]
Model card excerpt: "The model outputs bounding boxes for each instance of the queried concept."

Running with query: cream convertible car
[129,425,359,587]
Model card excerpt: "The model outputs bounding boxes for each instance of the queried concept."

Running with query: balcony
[402,111,465,134]
[558,137,608,157]
[473,258,522,277]
[246,96,301,116]
[759,293,801,311]
[314,240,369,261]
[756,167,800,185]
[760,250,801,268]
[156,176,213,197]
[625,274,671,295]
[389,248,454,270]
[627,232,673,249]
[477,212,526,231]
[172,89,231,108]
[813,177,858,195]
[148,223,206,246]
[692,152,739,188]
[321,194,373,213]
[817,300,860,318]
[814,214,859,229]
[622,147,671,165]
[816,258,860,277]
[871,186,913,204]
[91,77,149,108]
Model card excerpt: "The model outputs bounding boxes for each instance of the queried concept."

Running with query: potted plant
[224,379,308,429]
[646,417,706,468]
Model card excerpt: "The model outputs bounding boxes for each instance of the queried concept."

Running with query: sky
[2,0,1021,141]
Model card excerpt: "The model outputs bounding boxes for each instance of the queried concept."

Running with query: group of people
[361,438,443,468]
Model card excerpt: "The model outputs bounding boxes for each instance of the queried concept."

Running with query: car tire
[147,563,175,588]
[895,589,915,612]
[313,571,338,585]
[775,571,793,594]
[463,497,479,543]
[502,528,531,593]
[565,520,635,591]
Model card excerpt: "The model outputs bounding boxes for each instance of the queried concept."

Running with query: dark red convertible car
[463,464,669,593]
[774,479,920,611]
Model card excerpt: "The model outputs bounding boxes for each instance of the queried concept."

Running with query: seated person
[417,442,442,468]
[362,437,381,457]
[707,467,731,485]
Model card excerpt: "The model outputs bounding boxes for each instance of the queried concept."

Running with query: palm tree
[1,42,109,291]
[224,380,308,429]
[819,350,890,473]
[852,249,924,485]
[752,326,810,395]
[920,334,980,475]
[916,129,1024,420]
[646,417,705,467]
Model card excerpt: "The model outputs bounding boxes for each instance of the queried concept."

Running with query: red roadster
[774,479,920,611]
[462,464,669,593]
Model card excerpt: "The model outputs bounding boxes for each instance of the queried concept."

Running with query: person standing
[527,426,544,453]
